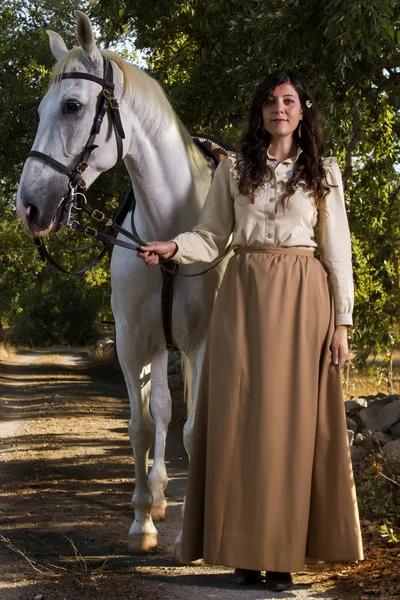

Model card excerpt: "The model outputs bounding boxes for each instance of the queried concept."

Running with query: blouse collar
[231,145,303,182]
[267,145,303,165]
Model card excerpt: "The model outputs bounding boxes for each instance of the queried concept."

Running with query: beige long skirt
[180,247,364,572]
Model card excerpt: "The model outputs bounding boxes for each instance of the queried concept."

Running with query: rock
[345,398,368,411]
[372,431,392,446]
[347,430,355,445]
[367,393,400,408]
[382,440,400,474]
[350,446,368,462]
[390,422,400,438]
[346,417,358,434]
[360,398,400,432]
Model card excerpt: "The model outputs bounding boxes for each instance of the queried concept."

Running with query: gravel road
[0,349,359,600]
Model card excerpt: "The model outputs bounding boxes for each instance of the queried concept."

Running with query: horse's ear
[75,10,100,62]
[47,30,69,61]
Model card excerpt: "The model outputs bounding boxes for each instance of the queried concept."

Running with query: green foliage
[355,454,400,545]
[0,0,90,188]
[92,0,400,139]
[0,188,44,321]
[1,0,400,358]
[93,0,400,366]
[380,522,399,544]
[0,0,130,345]
[10,267,103,346]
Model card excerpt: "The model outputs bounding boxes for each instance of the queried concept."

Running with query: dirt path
[0,349,363,600]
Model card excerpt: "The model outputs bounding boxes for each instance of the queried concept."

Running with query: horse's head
[16,11,130,235]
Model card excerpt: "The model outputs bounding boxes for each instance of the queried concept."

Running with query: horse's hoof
[127,533,158,553]
[151,504,166,521]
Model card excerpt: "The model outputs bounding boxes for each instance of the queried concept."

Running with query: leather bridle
[26,56,152,268]
[28,56,125,200]
[25,58,233,280]
[23,58,235,348]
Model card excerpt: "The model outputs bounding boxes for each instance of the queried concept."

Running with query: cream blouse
[173,148,354,327]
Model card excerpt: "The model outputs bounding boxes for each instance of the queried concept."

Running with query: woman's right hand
[136,241,178,266]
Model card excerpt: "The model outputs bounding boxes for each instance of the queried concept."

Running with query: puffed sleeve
[317,157,354,327]
[172,158,235,264]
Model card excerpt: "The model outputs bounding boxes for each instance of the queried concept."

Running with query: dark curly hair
[239,69,331,208]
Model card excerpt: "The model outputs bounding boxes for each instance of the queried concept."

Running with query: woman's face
[261,82,303,141]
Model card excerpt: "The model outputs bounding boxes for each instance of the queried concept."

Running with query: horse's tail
[181,351,193,417]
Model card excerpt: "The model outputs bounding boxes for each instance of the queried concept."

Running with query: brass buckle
[103,89,119,109]
[92,209,105,222]
[76,161,88,174]
[84,227,97,238]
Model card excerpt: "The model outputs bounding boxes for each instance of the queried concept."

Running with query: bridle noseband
[28,56,125,221]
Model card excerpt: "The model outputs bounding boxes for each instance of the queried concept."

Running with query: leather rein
[27,57,231,277]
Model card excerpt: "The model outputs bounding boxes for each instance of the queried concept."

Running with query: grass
[0,533,113,580]
[343,361,400,399]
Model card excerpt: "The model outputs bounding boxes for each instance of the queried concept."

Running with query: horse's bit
[27,57,153,259]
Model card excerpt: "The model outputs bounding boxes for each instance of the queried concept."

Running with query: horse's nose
[24,204,40,227]
[16,196,41,231]
[21,201,36,222]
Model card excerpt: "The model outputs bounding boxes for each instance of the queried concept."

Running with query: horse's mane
[51,48,206,173]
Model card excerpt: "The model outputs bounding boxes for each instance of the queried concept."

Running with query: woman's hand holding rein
[136,241,178,266]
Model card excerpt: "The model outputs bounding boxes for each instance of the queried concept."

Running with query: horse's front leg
[148,349,171,521]
[116,329,158,552]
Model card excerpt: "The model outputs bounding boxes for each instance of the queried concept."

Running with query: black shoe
[265,571,293,592]
[233,568,262,585]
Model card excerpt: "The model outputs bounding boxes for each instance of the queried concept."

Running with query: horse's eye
[65,100,82,113]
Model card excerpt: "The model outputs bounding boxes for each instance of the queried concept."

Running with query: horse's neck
[123,120,211,240]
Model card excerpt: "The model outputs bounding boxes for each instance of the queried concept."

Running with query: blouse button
[268,215,275,220]
[269,198,275,202]
[267,233,273,239]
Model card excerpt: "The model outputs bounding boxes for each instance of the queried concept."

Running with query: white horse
[16,11,227,555]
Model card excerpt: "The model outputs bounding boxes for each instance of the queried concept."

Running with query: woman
[137,70,364,592]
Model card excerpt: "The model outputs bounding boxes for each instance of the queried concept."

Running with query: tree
[0,0,128,344]
[1,0,400,360]
[92,0,400,141]
[92,0,400,367]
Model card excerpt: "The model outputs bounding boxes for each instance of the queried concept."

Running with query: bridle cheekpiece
[27,56,125,226]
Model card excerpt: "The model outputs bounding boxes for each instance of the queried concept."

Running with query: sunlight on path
[9,348,88,367]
